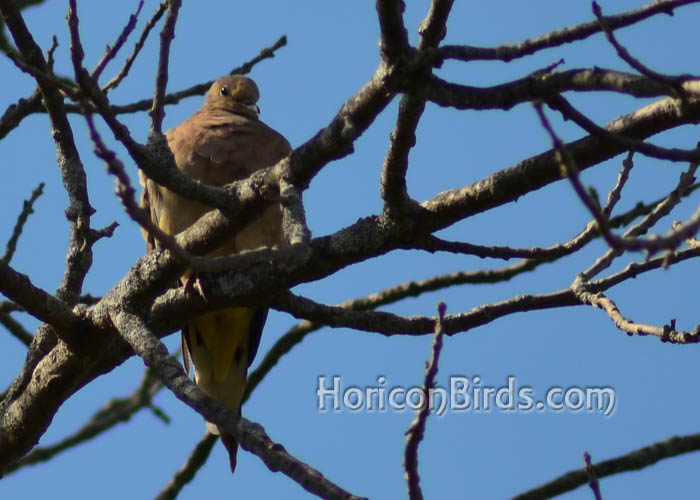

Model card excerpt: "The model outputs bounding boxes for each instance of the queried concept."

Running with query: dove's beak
[245,102,261,115]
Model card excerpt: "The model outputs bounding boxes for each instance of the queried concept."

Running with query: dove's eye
[219,86,230,97]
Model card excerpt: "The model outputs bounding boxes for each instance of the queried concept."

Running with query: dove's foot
[183,274,208,302]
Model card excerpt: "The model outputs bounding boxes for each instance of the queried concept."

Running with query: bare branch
[2,0,95,304]
[580,155,699,280]
[436,0,700,63]
[533,101,616,248]
[245,258,546,401]
[540,101,700,259]
[420,95,700,238]
[417,0,454,50]
[422,68,697,113]
[154,432,218,500]
[0,258,78,332]
[511,433,700,500]
[404,302,446,500]
[0,301,23,314]
[102,1,167,92]
[2,48,79,98]
[380,94,425,207]
[592,1,687,93]
[4,368,164,475]
[2,182,44,264]
[0,88,42,140]
[376,0,409,62]
[84,113,191,263]
[591,246,700,294]
[413,228,596,260]
[112,310,368,500]
[0,313,32,346]
[279,177,311,246]
[46,35,58,71]
[101,34,288,105]
[381,0,453,208]
[149,0,181,135]
[574,288,700,343]
[583,452,604,500]
[546,94,700,163]
[91,1,144,81]
[602,152,634,217]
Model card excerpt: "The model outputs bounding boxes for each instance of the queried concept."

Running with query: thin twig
[4,368,164,475]
[0,87,42,140]
[0,313,33,346]
[149,0,181,135]
[592,1,687,94]
[534,102,616,248]
[583,452,604,500]
[546,94,700,163]
[580,152,699,280]
[103,1,167,92]
[4,48,79,98]
[84,113,190,263]
[603,152,634,217]
[511,433,700,500]
[404,302,446,500]
[437,0,700,63]
[103,34,287,103]
[2,182,44,264]
[46,35,58,71]
[91,0,143,81]
[154,432,218,500]
[572,288,700,343]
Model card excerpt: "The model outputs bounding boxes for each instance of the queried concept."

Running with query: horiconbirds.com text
[316,375,617,417]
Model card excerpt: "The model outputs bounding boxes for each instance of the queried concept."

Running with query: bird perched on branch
[139,74,291,472]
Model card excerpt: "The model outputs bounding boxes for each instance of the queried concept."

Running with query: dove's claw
[183,275,208,302]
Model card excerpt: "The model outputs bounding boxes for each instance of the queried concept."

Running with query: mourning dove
[139,75,291,472]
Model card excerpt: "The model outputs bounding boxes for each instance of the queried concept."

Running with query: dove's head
[205,75,261,119]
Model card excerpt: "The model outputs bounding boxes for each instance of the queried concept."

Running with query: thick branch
[2,0,95,303]
[113,310,366,500]
[376,0,409,61]
[0,259,77,332]
[422,69,695,112]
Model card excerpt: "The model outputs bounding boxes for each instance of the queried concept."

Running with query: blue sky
[2,1,700,499]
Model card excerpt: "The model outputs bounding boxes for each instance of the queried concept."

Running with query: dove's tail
[182,306,267,473]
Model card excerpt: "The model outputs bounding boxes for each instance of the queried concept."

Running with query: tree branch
[102,0,167,92]
[2,182,44,264]
[511,433,700,500]
[149,0,181,135]
[436,0,700,63]
[4,368,163,474]
[112,309,367,500]
[154,432,218,500]
[90,0,143,81]
[404,302,446,500]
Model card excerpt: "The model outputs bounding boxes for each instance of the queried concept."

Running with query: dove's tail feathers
[182,306,268,473]
[219,430,240,473]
